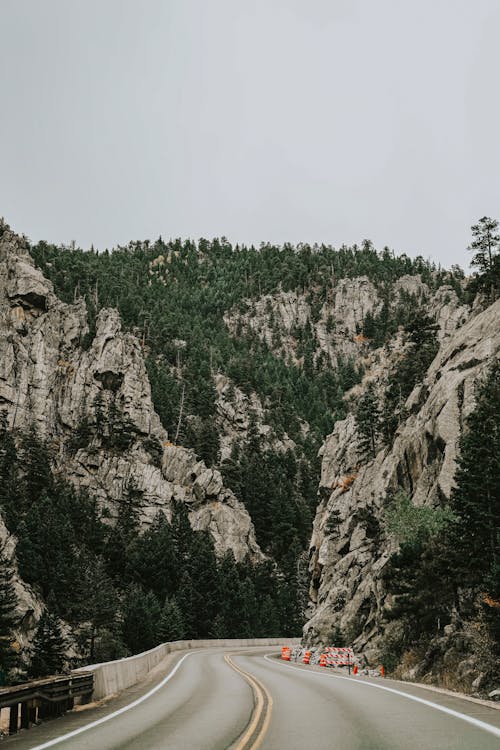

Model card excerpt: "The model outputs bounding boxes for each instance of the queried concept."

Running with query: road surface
[5,647,500,749]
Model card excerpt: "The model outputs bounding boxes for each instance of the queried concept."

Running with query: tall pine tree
[0,553,19,685]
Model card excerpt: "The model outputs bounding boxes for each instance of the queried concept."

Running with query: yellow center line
[224,653,273,750]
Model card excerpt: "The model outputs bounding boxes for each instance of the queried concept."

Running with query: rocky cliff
[224,276,469,368]
[0,223,261,573]
[304,296,500,669]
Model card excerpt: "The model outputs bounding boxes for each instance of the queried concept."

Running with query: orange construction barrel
[281,646,291,661]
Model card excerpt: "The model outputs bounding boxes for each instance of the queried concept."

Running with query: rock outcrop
[214,373,296,461]
[304,298,500,658]
[0,222,261,565]
[224,276,469,369]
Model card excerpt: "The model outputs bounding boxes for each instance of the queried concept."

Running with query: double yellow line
[224,654,273,750]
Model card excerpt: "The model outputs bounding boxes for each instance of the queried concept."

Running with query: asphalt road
[4,647,500,750]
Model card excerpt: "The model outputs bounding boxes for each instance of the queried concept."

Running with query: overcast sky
[1,0,499,269]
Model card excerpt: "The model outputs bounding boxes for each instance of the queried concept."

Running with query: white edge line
[29,652,193,750]
[263,654,500,739]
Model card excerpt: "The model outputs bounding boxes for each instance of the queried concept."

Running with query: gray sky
[1,0,499,269]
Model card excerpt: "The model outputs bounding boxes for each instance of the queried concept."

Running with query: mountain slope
[304,296,500,688]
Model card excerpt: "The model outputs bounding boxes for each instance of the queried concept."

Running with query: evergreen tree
[448,361,500,600]
[404,312,439,383]
[380,313,438,445]
[258,595,280,637]
[30,607,67,678]
[15,492,81,616]
[78,557,121,662]
[186,532,219,637]
[121,585,161,654]
[106,483,142,585]
[468,216,500,301]
[0,413,19,531]
[0,553,19,685]
[176,570,195,637]
[19,427,54,512]
[127,513,177,602]
[354,382,381,459]
[25,227,466,647]
[158,597,185,642]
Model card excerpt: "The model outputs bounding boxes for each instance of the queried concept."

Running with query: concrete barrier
[77,637,300,700]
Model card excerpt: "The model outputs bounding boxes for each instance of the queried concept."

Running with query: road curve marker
[26,652,194,750]
[225,653,273,750]
[264,654,500,739]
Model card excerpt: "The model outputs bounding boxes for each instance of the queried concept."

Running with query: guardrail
[80,637,300,700]
[0,637,300,736]
[0,672,93,736]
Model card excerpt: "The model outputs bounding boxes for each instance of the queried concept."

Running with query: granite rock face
[304,298,500,657]
[224,276,469,369]
[214,373,296,462]
[0,223,261,565]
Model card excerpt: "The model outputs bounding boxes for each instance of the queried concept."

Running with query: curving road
[5,647,500,750]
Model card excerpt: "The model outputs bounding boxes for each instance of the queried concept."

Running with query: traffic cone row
[281,646,364,674]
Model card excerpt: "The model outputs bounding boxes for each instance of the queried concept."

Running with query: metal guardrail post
[9,703,18,735]
[21,701,30,730]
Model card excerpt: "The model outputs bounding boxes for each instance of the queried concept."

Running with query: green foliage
[0,421,311,671]
[159,598,185,642]
[383,534,458,646]
[383,490,458,643]
[384,490,456,546]
[380,313,439,444]
[468,216,500,301]
[0,553,19,684]
[3,233,469,671]
[354,382,381,460]
[448,361,500,601]
[30,237,444,459]
[122,585,161,654]
[29,607,67,678]
[384,362,500,659]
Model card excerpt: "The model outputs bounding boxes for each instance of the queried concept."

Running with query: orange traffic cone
[380,665,385,677]
[303,650,311,665]
[353,665,358,675]
[319,653,327,667]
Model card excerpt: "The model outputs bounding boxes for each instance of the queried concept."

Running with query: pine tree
[449,361,500,597]
[0,412,19,530]
[78,557,121,662]
[468,216,500,301]
[175,571,195,637]
[19,427,54,511]
[106,482,142,585]
[186,532,219,637]
[355,382,381,459]
[127,512,177,602]
[122,585,161,654]
[0,553,19,685]
[158,597,185,642]
[30,607,67,678]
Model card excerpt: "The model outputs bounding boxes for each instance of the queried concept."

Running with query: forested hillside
[2,217,497,690]
[30,238,463,562]
[0,416,298,677]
